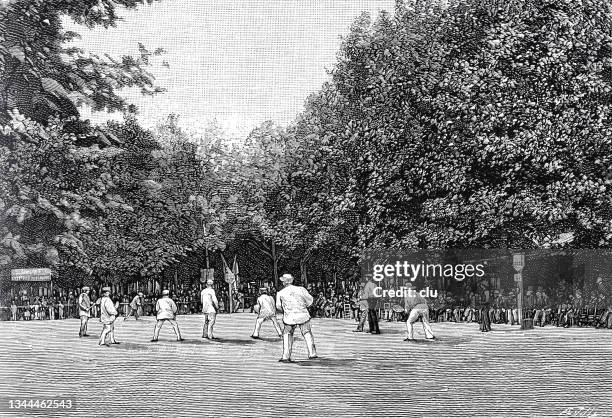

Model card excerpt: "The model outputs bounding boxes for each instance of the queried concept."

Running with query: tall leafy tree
[0,111,127,286]
[0,0,163,125]
[304,0,612,250]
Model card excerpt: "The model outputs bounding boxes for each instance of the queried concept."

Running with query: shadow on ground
[294,358,357,367]
[254,337,282,342]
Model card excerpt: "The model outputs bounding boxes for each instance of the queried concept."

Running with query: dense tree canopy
[0,0,163,125]
[295,0,612,250]
[1,0,611,290]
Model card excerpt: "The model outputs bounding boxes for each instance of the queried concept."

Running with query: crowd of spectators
[1,283,264,321]
[426,280,612,329]
[2,278,610,329]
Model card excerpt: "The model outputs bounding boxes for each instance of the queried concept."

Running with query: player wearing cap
[151,290,184,342]
[251,288,282,339]
[124,291,143,320]
[98,287,120,346]
[201,279,219,339]
[78,286,92,337]
[276,273,318,362]
[403,282,435,341]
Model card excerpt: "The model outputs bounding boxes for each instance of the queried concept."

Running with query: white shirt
[100,296,117,324]
[201,287,218,314]
[276,284,313,325]
[256,294,276,318]
[130,295,141,309]
[156,297,178,320]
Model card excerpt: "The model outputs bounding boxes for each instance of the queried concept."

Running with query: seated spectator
[463,303,475,323]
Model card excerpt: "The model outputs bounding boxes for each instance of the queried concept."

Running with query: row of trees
[1,0,611,290]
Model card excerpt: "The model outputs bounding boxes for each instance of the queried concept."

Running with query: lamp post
[190,195,211,292]
[513,253,525,326]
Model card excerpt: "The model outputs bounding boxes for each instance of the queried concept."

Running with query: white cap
[279,274,294,283]
[206,279,214,285]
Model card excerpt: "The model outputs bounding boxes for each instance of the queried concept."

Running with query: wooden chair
[343,303,352,319]
[587,308,597,327]
[382,302,391,321]
[391,304,405,322]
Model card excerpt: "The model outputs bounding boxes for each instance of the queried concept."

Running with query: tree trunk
[300,257,308,287]
[272,240,278,289]
[333,269,337,290]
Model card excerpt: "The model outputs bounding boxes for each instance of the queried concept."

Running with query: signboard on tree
[11,268,52,282]
[513,254,525,272]
[200,268,214,283]
[224,269,235,284]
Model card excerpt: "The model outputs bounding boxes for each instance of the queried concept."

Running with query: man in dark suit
[596,276,611,328]
[363,274,380,334]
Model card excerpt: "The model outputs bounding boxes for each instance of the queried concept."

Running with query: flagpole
[221,253,233,315]
[228,281,232,316]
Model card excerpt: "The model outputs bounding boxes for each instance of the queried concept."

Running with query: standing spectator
[121,295,129,316]
[67,292,75,318]
[10,300,17,321]
[353,280,369,332]
[190,291,199,314]
[452,299,462,323]
[525,287,536,320]
[480,301,492,332]
[58,299,64,320]
[363,274,380,334]
[218,292,226,313]
[507,291,518,325]
[33,296,40,320]
[92,292,101,319]
[233,289,244,313]
[40,296,47,320]
[350,290,360,320]
[595,276,611,328]
[445,294,455,321]
[492,290,502,323]
[313,293,326,318]
[48,296,55,320]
